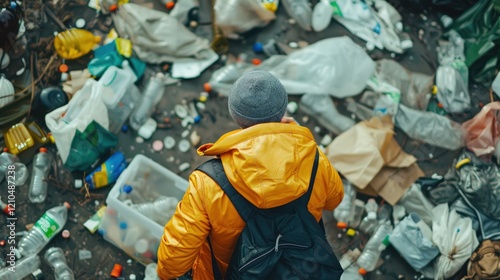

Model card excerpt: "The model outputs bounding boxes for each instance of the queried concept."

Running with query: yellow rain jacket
[157,122,344,279]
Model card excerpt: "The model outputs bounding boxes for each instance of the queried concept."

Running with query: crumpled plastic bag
[257,36,375,97]
[453,150,500,220]
[451,197,500,241]
[215,0,276,38]
[435,65,471,113]
[394,104,464,150]
[432,203,479,280]
[462,102,500,160]
[111,3,215,64]
[389,213,440,271]
[396,183,435,226]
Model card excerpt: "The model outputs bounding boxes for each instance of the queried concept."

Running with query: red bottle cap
[62,230,70,238]
[63,202,71,209]
[59,64,68,73]
[109,4,118,12]
[2,147,8,153]
[251,58,262,65]
[39,147,48,153]
[110,263,123,278]
[166,1,175,9]
[336,222,347,229]
[359,268,367,275]
[203,82,212,93]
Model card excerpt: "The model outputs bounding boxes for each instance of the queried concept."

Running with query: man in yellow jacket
[157,70,344,279]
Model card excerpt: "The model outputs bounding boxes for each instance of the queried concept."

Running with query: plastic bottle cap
[346,229,356,236]
[121,125,129,133]
[75,18,86,28]
[152,140,164,152]
[359,268,367,275]
[59,64,68,73]
[3,147,8,153]
[431,85,438,94]
[62,229,70,238]
[166,1,175,9]
[203,83,212,93]
[123,185,133,193]
[109,4,118,12]
[337,222,348,229]
[75,179,83,189]
[252,58,262,65]
[437,102,444,108]
[129,274,136,280]
[63,202,71,209]
[367,212,377,220]
[119,221,127,230]
[39,147,48,153]
[110,263,123,278]
[253,42,264,53]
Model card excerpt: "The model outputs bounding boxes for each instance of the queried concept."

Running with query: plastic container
[53,28,101,60]
[333,180,356,228]
[357,223,393,273]
[28,148,52,203]
[17,202,70,257]
[100,62,141,133]
[132,196,179,226]
[85,151,128,190]
[0,148,19,183]
[44,247,74,280]
[118,185,147,204]
[4,123,35,155]
[129,73,165,130]
[359,199,378,234]
[99,155,188,264]
[0,255,41,280]
[349,199,366,229]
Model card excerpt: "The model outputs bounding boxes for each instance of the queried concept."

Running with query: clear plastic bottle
[10,162,29,185]
[44,247,74,280]
[0,148,19,183]
[349,199,365,229]
[144,263,160,280]
[129,73,165,130]
[357,222,393,274]
[28,148,52,203]
[341,264,363,280]
[132,196,178,225]
[359,199,378,234]
[53,28,101,60]
[0,255,41,280]
[333,180,356,228]
[18,202,70,257]
[119,185,147,204]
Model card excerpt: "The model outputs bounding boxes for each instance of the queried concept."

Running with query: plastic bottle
[357,222,393,275]
[359,199,378,234]
[118,185,146,204]
[333,180,356,228]
[10,162,29,185]
[426,85,446,116]
[44,247,75,280]
[53,28,101,60]
[144,263,160,280]
[17,202,71,257]
[349,199,365,229]
[129,73,165,130]
[132,196,178,225]
[0,255,41,280]
[0,148,19,183]
[341,264,363,280]
[338,249,361,269]
[28,148,52,203]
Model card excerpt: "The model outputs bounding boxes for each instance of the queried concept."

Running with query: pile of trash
[1,0,500,279]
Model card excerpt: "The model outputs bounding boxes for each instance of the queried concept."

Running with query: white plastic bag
[45,79,110,163]
[397,184,434,226]
[257,36,375,97]
[0,74,14,108]
[432,204,479,280]
[215,0,276,38]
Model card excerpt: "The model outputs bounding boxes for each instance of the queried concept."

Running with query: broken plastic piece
[78,250,92,261]
[164,136,176,149]
[179,162,190,172]
[138,118,157,140]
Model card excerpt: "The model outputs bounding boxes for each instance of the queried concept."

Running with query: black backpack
[196,150,344,280]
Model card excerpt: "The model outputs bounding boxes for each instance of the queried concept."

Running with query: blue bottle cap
[123,185,132,193]
[119,221,127,230]
[193,115,202,123]
[253,42,264,53]
[121,124,129,132]
[98,228,105,236]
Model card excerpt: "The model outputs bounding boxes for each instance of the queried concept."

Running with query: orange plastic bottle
[53,28,101,60]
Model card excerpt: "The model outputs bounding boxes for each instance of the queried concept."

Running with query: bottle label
[34,213,60,240]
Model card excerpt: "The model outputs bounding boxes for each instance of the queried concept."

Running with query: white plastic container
[100,62,141,133]
[100,155,188,264]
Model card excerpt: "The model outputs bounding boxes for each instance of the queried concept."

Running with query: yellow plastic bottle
[54,28,101,60]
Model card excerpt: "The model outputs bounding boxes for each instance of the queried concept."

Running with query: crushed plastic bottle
[28,148,52,203]
[18,202,70,257]
[132,196,179,225]
[358,199,378,234]
[129,73,165,130]
[333,180,356,228]
[0,148,19,183]
[357,222,393,275]
[44,247,75,280]
[0,255,41,280]
[53,28,101,60]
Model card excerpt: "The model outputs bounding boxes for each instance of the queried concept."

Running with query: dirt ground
[0,0,493,279]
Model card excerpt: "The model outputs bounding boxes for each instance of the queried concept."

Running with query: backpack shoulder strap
[297,149,320,206]
[196,158,255,222]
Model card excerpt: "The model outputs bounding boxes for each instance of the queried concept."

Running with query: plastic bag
[394,104,464,150]
[435,65,471,113]
[257,36,375,97]
[432,203,479,280]
[45,79,110,164]
[111,3,216,64]
[451,197,500,241]
[396,183,434,226]
[462,102,500,160]
[300,94,355,135]
[0,74,14,109]
[215,0,276,38]
[389,213,440,271]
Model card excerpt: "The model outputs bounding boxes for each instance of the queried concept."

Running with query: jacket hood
[197,122,319,209]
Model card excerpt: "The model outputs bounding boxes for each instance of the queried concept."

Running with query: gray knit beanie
[228,70,288,128]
